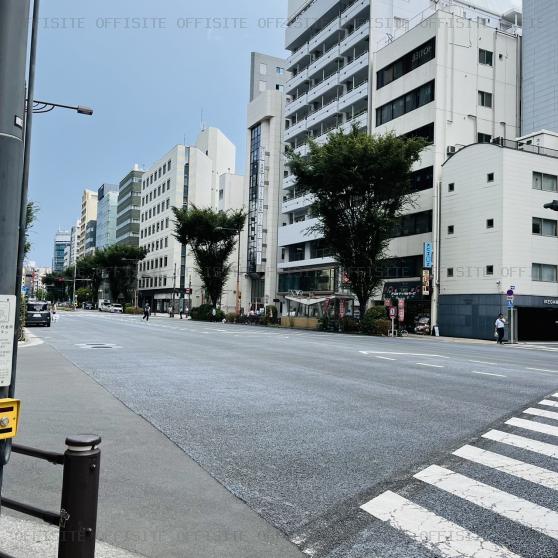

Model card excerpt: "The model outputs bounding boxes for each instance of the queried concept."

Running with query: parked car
[99,301,112,312]
[414,316,431,335]
[82,302,94,310]
[110,304,123,313]
[25,302,51,327]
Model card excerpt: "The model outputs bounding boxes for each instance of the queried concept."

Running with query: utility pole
[0,0,32,503]
[171,263,177,315]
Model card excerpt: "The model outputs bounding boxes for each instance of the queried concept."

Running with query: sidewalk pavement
[3,343,303,558]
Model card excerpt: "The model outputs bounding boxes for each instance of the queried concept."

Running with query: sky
[27,0,287,267]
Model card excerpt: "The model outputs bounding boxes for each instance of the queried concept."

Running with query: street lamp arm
[30,99,94,115]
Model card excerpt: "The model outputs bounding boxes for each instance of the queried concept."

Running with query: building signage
[423,242,433,269]
[422,269,431,297]
[0,295,16,388]
[256,146,266,266]
[384,298,392,307]
[398,308,405,322]
[389,307,397,319]
[544,299,558,305]
[382,282,422,301]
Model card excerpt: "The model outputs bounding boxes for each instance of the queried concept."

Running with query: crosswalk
[361,391,558,557]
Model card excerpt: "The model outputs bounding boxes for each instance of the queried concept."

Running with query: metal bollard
[58,435,101,558]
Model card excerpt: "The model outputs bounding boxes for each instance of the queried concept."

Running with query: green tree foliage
[288,128,426,310]
[173,205,246,307]
[24,201,38,257]
[42,273,67,302]
[75,287,93,304]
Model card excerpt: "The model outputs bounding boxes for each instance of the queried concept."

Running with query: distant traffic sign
[506,289,514,296]
[507,300,514,308]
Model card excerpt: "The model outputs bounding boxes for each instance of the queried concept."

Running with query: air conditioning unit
[447,146,457,155]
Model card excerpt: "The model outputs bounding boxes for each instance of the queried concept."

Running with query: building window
[163,163,166,174]
[487,219,494,229]
[165,237,168,247]
[166,199,170,209]
[276,66,284,75]
[533,217,558,237]
[409,166,434,192]
[478,133,492,144]
[377,37,436,89]
[478,90,493,108]
[164,256,168,267]
[486,265,494,275]
[163,277,167,286]
[376,81,435,125]
[448,183,455,192]
[479,48,493,66]
[167,179,171,191]
[399,123,434,143]
[533,171,558,192]
[487,173,495,183]
[276,84,284,92]
[259,80,266,92]
[533,263,558,282]
[259,63,267,75]
[391,210,433,238]
[165,217,169,228]
[448,225,454,235]
[447,268,454,278]
[289,243,305,262]
[168,160,171,171]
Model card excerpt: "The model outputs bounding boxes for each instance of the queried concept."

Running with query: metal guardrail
[1,435,101,558]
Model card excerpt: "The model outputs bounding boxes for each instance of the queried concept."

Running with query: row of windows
[139,276,167,289]
[140,256,168,272]
[376,80,435,126]
[143,236,169,254]
[392,210,433,238]
[400,123,434,144]
[377,37,436,89]
[447,264,558,283]
[142,159,172,190]
[141,220,171,239]
[533,171,558,192]
[141,199,171,222]
[446,217,557,237]
[142,180,171,206]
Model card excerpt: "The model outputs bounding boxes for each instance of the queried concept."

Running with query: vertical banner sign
[422,269,431,296]
[0,296,17,387]
[256,146,265,266]
[423,241,433,269]
[397,298,405,323]
[339,299,346,319]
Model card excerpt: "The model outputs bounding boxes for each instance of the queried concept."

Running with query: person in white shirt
[495,314,506,344]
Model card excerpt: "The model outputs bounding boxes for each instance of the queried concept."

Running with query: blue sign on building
[423,242,433,268]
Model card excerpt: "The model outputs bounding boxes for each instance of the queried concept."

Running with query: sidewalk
[3,343,303,558]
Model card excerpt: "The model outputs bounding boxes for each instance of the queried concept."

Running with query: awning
[285,296,328,306]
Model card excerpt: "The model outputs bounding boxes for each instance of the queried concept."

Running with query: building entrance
[517,307,558,341]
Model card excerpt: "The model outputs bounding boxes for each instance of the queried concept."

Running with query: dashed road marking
[375,356,396,361]
[527,367,558,373]
[472,371,506,378]
[469,360,496,365]
[415,363,444,368]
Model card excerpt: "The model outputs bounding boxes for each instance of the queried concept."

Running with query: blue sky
[28,0,287,266]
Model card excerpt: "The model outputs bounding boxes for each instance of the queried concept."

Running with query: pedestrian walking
[495,313,506,344]
[211,307,217,322]
[143,303,150,322]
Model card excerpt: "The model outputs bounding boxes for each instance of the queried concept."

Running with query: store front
[382,280,431,330]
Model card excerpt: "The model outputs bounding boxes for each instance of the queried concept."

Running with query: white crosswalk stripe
[506,416,558,437]
[415,465,558,540]
[482,429,558,459]
[361,491,521,558]
[358,393,558,557]
[453,444,558,490]
[523,407,558,421]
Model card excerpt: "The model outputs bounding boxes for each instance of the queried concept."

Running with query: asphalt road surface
[34,311,558,557]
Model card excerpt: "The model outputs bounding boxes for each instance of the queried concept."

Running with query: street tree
[172,205,246,307]
[24,201,38,258]
[42,273,67,302]
[288,127,427,311]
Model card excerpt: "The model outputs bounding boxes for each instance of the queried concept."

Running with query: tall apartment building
[522,0,558,134]
[95,183,119,250]
[138,128,242,313]
[279,0,431,310]
[116,165,143,246]
[77,189,98,259]
[372,1,521,325]
[68,219,80,267]
[52,230,71,272]
[240,52,289,312]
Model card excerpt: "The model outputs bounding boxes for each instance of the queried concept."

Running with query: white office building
[240,52,289,312]
[440,131,558,340]
[371,1,521,326]
[138,128,243,313]
[95,183,119,250]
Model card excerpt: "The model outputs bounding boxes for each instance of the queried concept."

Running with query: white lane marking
[415,363,444,368]
[469,360,496,365]
[539,399,558,408]
[527,367,558,373]
[524,407,558,422]
[472,371,507,378]
[483,429,558,459]
[506,417,558,438]
[375,356,396,361]
[415,465,558,540]
[359,351,449,358]
[453,444,558,491]
[360,490,520,558]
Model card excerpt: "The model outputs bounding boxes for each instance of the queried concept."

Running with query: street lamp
[31,100,94,116]
[544,200,558,211]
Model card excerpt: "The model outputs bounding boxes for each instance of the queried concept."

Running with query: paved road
[34,311,558,557]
